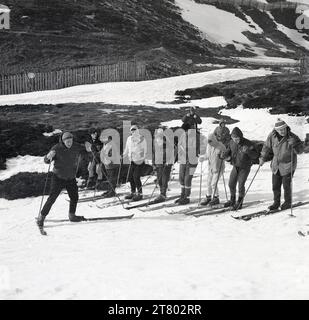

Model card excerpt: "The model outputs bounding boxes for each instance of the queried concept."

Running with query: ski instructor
[259,119,304,211]
[37,132,85,229]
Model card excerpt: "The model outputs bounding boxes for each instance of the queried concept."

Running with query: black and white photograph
[0,0,309,301]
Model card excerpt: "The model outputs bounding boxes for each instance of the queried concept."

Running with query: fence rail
[0,60,146,95]
[198,0,308,11]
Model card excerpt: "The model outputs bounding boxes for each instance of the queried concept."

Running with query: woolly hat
[231,127,243,139]
[274,118,287,130]
[62,132,73,141]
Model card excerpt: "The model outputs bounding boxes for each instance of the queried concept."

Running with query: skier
[175,129,207,205]
[181,106,202,131]
[223,127,259,210]
[259,119,304,210]
[123,125,147,201]
[199,133,226,206]
[37,132,85,228]
[213,119,231,147]
[100,133,121,198]
[86,128,103,190]
[152,127,176,203]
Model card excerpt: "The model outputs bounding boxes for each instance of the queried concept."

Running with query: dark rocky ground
[176,74,309,116]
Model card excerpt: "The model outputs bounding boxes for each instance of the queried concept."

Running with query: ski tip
[298,231,306,237]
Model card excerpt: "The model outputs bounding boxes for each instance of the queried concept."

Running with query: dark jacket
[260,127,303,175]
[87,136,103,164]
[44,134,84,180]
[225,127,259,170]
[152,136,177,167]
[181,113,202,131]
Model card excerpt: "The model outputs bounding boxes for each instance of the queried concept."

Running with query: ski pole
[289,146,295,217]
[212,159,224,199]
[222,171,229,202]
[234,164,261,212]
[99,166,126,209]
[116,158,122,187]
[38,162,52,219]
[199,161,203,204]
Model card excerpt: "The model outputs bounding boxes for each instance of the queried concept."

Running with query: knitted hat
[62,132,73,141]
[275,118,287,130]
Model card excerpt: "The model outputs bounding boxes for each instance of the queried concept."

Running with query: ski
[44,214,134,223]
[232,201,309,221]
[167,200,263,217]
[96,199,132,209]
[125,195,179,210]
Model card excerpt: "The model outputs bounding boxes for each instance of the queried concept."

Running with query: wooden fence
[198,0,308,11]
[0,60,146,95]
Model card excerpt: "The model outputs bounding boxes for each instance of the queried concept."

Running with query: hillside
[0,0,309,78]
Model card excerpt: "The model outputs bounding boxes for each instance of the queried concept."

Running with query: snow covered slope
[0,68,272,107]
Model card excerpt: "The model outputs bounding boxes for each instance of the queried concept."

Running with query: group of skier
[36,106,304,230]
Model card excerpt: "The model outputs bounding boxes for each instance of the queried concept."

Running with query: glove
[241,145,249,153]
[199,155,205,162]
[193,115,197,119]
[259,158,265,166]
[46,150,56,161]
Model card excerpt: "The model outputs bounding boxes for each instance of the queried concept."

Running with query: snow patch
[0,69,272,107]
[0,156,50,181]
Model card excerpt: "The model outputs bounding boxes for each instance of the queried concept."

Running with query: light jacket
[203,133,226,173]
[123,134,147,165]
[100,140,120,170]
[260,127,303,175]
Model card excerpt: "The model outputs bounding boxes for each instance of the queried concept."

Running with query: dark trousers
[106,167,118,192]
[228,166,251,198]
[128,162,144,194]
[272,170,293,204]
[179,163,197,197]
[41,174,78,217]
[156,165,172,196]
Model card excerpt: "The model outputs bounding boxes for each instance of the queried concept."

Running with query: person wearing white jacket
[199,133,226,206]
[123,125,147,201]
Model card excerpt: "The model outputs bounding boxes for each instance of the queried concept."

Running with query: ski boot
[268,201,280,211]
[152,194,166,204]
[132,193,143,202]
[103,190,116,198]
[224,195,236,208]
[209,196,220,206]
[281,202,291,211]
[175,188,185,204]
[200,195,211,206]
[69,213,86,222]
[178,197,190,205]
[232,197,243,211]
[125,192,135,200]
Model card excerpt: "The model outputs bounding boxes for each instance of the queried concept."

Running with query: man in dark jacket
[37,132,85,228]
[223,127,259,210]
[86,128,103,189]
[181,106,202,131]
[259,119,304,210]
